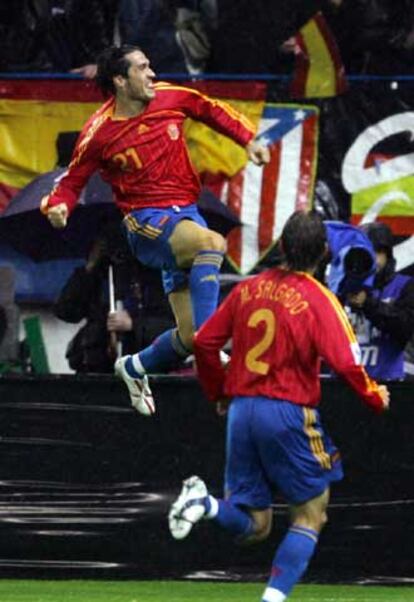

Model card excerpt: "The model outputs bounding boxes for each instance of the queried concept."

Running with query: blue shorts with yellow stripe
[123,204,207,295]
[225,396,343,507]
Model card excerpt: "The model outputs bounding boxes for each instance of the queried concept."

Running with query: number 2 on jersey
[245,309,276,375]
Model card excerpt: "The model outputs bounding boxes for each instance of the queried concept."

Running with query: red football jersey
[43,82,255,215]
[194,267,384,413]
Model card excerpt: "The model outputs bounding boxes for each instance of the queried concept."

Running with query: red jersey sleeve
[163,84,256,147]
[42,106,110,215]
[193,286,239,402]
[312,281,385,413]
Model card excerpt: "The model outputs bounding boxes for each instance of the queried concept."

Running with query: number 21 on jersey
[112,147,143,171]
[245,309,276,375]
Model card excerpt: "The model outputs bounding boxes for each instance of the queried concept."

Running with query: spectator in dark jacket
[55,225,174,373]
[67,0,188,77]
[65,0,120,77]
[0,0,54,71]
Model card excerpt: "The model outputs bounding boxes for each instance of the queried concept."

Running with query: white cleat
[114,356,155,416]
[168,476,208,540]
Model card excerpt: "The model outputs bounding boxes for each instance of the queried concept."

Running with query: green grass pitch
[0,581,412,602]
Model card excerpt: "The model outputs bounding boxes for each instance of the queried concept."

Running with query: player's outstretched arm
[41,197,69,229]
[246,140,270,165]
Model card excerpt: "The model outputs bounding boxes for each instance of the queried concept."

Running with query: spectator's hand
[107,310,133,332]
[246,141,270,166]
[347,290,367,309]
[216,397,231,416]
[280,36,301,55]
[378,384,390,411]
[42,199,68,229]
[70,64,98,79]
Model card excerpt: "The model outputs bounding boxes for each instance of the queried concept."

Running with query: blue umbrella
[0,169,120,261]
[0,242,84,303]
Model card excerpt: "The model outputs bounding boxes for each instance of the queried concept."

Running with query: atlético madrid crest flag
[202,104,319,274]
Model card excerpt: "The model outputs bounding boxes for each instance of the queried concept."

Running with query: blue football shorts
[123,204,207,295]
[224,396,343,508]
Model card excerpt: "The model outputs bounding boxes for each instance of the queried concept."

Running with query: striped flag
[290,11,348,99]
[217,104,319,274]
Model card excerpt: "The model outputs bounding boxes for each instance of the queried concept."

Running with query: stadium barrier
[0,374,412,583]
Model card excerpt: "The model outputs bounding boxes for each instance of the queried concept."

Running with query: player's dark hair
[96,45,142,96]
[281,210,327,271]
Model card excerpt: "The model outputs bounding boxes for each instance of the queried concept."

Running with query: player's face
[124,51,156,102]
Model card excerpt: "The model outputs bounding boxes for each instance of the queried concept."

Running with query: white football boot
[168,475,208,540]
[114,356,155,416]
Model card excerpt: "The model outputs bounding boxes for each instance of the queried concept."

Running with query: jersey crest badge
[167,123,180,140]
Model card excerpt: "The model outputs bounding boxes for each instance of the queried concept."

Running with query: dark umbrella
[197,187,241,236]
[0,170,240,262]
[0,169,121,261]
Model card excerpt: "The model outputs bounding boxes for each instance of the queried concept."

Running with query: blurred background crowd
[0,0,413,76]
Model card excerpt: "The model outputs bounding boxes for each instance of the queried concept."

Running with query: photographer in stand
[346,222,414,380]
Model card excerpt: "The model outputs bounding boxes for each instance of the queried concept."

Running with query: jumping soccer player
[169,211,389,602]
[41,45,269,416]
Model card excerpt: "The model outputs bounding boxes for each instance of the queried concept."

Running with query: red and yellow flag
[290,12,348,99]
[0,79,266,213]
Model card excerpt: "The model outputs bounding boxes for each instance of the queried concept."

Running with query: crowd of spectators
[0,0,215,76]
[0,0,413,75]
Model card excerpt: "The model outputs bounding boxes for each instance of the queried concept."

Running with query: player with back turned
[41,45,269,415]
[169,210,389,602]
